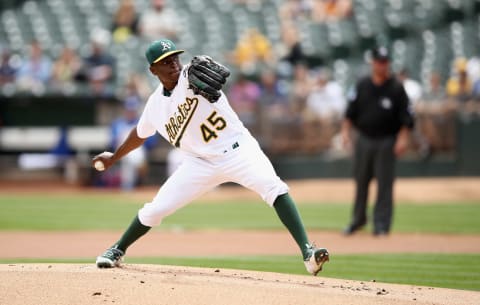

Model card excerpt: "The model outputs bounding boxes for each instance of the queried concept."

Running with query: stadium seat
[1,0,479,98]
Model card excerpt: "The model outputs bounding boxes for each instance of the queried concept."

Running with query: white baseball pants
[138,136,289,226]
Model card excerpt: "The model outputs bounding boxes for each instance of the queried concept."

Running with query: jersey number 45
[200,111,226,143]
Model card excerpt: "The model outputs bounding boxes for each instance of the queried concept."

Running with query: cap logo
[380,97,392,109]
[161,41,172,51]
[145,39,184,65]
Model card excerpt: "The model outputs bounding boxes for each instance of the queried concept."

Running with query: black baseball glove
[188,55,230,103]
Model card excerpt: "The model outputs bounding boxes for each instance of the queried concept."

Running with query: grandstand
[0,0,479,90]
[1,0,480,183]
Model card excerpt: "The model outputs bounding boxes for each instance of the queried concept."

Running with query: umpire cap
[371,46,390,61]
[145,39,184,65]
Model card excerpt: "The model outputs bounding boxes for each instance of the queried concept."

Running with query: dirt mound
[1,264,478,305]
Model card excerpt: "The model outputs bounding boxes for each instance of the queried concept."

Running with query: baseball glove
[188,55,230,103]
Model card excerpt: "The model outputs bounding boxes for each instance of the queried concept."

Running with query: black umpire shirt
[345,76,414,138]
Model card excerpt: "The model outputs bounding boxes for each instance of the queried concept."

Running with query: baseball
[94,160,105,171]
[93,151,113,171]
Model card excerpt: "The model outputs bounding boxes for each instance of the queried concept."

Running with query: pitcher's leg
[138,157,219,226]
[97,156,219,268]
[273,193,329,276]
[232,159,311,257]
[225,141,328,274]
[273,193,309,258]
[227,144,307,255]
[226,140,289,206]
[115,215,151,253]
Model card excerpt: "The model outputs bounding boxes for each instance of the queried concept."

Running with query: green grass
[0,194,479,233]
[0,194,140,230]
[2,253,479,291]
[2,194,478,292]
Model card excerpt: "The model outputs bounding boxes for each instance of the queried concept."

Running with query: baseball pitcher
[93,39,329,275]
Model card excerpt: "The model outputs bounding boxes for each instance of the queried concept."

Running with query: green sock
[114,215,151,253]
[273,193,310,259]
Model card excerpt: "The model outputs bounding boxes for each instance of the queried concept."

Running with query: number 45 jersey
[137,65,251,159]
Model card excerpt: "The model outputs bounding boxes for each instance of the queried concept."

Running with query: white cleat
[304,244,329,276]
[96,247,124,268]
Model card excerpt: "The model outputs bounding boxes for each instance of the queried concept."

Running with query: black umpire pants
[350,133,396,233]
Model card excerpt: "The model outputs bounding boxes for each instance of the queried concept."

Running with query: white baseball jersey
[136,65,288,227]
[137,66,249,159]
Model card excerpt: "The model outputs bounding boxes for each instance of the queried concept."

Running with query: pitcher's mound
[0,264,478,305]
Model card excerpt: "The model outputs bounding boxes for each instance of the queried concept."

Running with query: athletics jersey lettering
[138,65,251,158]
[165,97,199,147]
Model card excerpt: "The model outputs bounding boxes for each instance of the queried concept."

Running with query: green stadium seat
[306,23,331,58]
[1,0,478,97]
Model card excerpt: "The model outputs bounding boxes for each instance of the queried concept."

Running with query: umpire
[341,46,414,236]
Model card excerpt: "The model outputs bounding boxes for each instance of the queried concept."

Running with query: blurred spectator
[446,57,472,103]
[111,0,139,44]
[397,68,423,106]
[138,0,180,41]
[16,40,52,95]
[78,29,116,97]
[51,46,82,94]
[109,99,149,190]
[0,48,18,86]
[473,77,480,101]
[465,56,480,113]
[227,73,261,132]
[290,63,314,114]
[417,71,455,153]
[257,69,292,152]
[396,69,429,157]
[302,68,345,152]
[121,73,153,102]
[278,0,312,25]
[420,72,450,119]
[280,24,306,66]
[311,0,353,23]
[305,68,345,121]
[229,28,274,74]
[259,69,290,121]
[422,71,446,102]
[231,0,262,5]
[470,80,480,116]
[466,56,480,84]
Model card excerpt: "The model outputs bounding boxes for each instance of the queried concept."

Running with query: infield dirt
[1,264,479,305]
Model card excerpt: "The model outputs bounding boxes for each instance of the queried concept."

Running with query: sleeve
[397,83,415,129]
[136,104,156,139]
[344,82,359,120]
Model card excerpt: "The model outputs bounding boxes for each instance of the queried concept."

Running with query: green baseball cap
[145,39,184,65]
